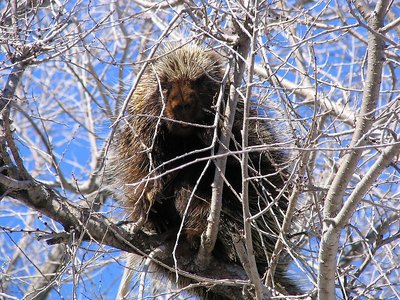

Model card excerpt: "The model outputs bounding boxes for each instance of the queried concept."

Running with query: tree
[0,0,399,299]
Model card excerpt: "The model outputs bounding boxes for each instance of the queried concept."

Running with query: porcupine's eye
[160,81,171,95]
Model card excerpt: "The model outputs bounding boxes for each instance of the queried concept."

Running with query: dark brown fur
[113,45,298,297]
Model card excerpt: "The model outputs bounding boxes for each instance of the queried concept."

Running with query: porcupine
[113,44,299,298]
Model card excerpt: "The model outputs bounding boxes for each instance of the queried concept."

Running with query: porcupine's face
[163,79,212,137]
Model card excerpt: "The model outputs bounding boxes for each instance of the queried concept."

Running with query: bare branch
[318,1,391,298]
[335,141,400,228]
[195,27,252,271]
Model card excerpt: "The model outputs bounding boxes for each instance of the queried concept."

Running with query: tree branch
[318,1,391,298]
[196,22,252,268]
[334,141,400,228]
[0,174,259,298]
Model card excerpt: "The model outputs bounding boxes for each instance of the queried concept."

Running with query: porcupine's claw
[120,213,146,235]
